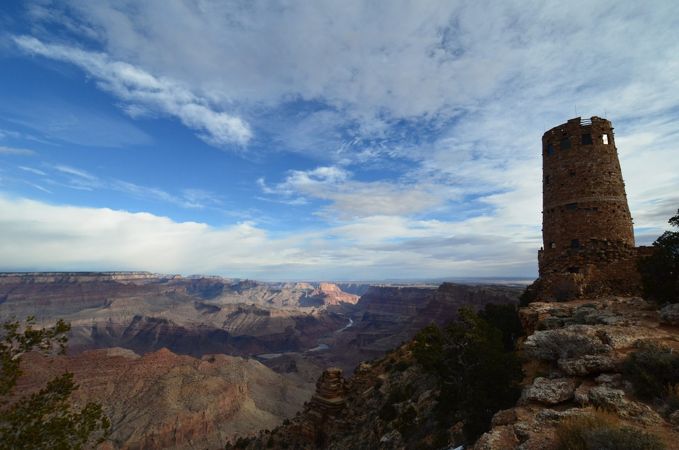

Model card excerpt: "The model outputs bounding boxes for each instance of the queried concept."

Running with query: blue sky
[0,1,678,280]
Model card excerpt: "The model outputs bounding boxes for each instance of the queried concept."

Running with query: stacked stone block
[310,367,346,413]
[300,367,347,446]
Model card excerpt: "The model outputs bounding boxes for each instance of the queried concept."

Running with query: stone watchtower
[535,116,644,299]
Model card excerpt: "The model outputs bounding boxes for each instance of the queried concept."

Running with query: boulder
[523,326,611,361]
[586,385,662,424]
[378,430,404,449]
[670,410,679,426]
[491,409,518,427]
[520,377,577,405]
[598,325,660,349]
[557,354,617,376]
[574,383,593,405]
[473,425,520,450]
[570,306,623,325]
[594,373,622,386]
[587,385,626,409]
[660,304,679,326]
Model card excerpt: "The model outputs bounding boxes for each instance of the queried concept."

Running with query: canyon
[0,272,522,448]
[16,348,312,450]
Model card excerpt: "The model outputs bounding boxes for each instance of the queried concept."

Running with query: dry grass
[556,409,665,450]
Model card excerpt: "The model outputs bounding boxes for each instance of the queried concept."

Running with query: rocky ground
[474,296,679,449]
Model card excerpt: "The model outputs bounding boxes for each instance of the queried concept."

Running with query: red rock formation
[300,283,360,307]
[310,367,347,413]
[16,347,313,450]
[301,368,347,446]
[316,283,360,305]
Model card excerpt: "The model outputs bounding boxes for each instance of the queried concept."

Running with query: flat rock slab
[521,377,577,405]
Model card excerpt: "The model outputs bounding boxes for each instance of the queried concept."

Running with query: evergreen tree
[0,317,110,450]
[639,209,679,303]
[413,306,523,443]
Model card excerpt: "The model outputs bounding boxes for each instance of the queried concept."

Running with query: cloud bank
[0,195,538,279]
[2,1,678,279]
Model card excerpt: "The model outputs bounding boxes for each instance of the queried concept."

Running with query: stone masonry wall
[535,117,643,300]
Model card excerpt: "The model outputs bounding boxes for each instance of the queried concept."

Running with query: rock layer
[474,296,679,449]
[17,347,313,450]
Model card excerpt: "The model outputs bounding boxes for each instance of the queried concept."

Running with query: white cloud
[109,180,222,209]
[5,1,679,278]
[26,1,679,125]
[54,164,97,180]
[26,183,52,194]
[0,195,540,279]
[0,146,35,156]
[33,0,677,230]
[259,166,455,219]
[13,35,252,147]
[33,163,222,209]
[19,166,46,176]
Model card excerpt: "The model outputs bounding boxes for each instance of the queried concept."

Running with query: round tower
[539,116,635,276]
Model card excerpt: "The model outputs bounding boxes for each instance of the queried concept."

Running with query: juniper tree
[0,317,110,450]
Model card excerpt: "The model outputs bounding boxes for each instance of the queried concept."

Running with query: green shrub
[394,360,410,372]
[623,342,679,401]
[666,384,679,413]
[519,284,538,306]
[556,411,665,450]
[233,437,250,449]
[380,383,414,423]
[0,317,110,450]
[478,303,525,351]
[412,307,523,443]
[395,405,417,436]
[379,402,397,422]
[638,208,679,304]
[412,324,445,371]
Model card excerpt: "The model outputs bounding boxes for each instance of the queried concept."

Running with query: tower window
[545,175,550,184]
[550,242,556,248]
[581,133,593,145]
[566,203,578,210]
[569,169,576,176]
[560,137,571,150]
[571,239,580,248]
[546,144,555,156]
[602,134,609,145]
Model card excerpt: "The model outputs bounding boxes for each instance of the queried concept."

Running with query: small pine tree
[0,317,110,450]
[413,306,523,443]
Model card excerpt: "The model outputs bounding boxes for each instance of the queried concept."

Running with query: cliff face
[0,273,350,357]
[0,274,359,319]
[474,297,679,450]
[228,284,524,449]
[235,292,679,449]
[230,344,445,450]
[299,283,360,307]
[17,347,313,450]
[348,283,520,355]
[0,272,165,318]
